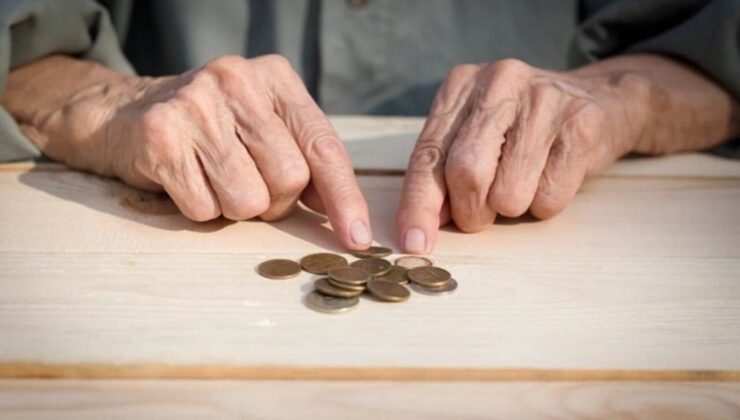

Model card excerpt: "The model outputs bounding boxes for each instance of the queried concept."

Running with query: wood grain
[1,380,739,420]
[1,149,739,379]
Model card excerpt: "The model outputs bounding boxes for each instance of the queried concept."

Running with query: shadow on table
[18,167,233,233]
[18,166,346,250]
[17,129,540,248]
[15,131,413,247]
[268,206,345,252]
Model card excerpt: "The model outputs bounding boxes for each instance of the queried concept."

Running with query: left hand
[396,54,739,253]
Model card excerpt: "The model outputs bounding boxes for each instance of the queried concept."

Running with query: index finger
[275,79,372,250]
[396,64,481,254]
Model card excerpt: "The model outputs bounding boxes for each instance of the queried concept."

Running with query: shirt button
[348,0,367,9]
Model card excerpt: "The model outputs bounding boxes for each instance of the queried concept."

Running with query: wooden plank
[1,168,739,256]
[0,159,739,378]
[1,380,739,420]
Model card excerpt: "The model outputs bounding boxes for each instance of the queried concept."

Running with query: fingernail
[404,228,426,254]
[350,219,372,246]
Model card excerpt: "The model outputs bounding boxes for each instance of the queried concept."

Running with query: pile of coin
[256,246,457,314]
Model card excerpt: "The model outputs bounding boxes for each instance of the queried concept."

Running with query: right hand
[10,54,373,249]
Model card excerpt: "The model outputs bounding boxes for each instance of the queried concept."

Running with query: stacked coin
[258,246,457,314]
[406,266,458,296]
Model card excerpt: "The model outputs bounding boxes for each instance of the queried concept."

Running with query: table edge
[1,363,738,382]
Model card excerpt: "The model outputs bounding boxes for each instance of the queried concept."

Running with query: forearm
[569,54,740,155]
[1,55,139,172]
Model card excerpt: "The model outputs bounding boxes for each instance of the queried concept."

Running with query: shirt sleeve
[572,0,739,98]
[0,0,134,162]
[571,0,740,156]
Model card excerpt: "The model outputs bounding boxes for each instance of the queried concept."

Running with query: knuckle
[562,104,603,154]
[490,189,530,218]
[531,187,567,220]
[174,84,204,106]
[303,126,345,165]
[261,54,293,69]
[223,189,270,221]
[139,106,178,163]
[204,55,247,74]
[454,217,487,234]
[140,104,169,137]
[201,56,249,93]
[446,149,487,193]
[184,199,221,222]
[408,140,447,174]
[254,54,295,76]
[531,81,560,105]
[277,161,311,195]
[259,205,297,222]
[190,68,218,89]
[487,58,531,77]
[447,63,482,80]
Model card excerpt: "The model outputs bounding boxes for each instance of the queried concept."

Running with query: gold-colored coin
[329,278,366,292]
[395,256,433,270]
[314,277,364,298]
[410,278,458,296]
[257,259,301,279]
[305,290,359,314]
[351,246,393,258]
[328,267,371,286]
[300,253,348,274]
[377,265,409,284]
[407,266,451,288]
[350,258,392,277]
[366,279,410,302]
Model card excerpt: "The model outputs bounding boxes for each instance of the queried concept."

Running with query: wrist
[566,63,654,157]
[570,54,739,155]
[44,76,145,175]
[2,55,145,174]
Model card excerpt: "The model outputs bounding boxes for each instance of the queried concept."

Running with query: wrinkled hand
[13,55,373,249]
[396,56,715,254]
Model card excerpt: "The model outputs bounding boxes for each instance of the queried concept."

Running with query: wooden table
[1,116,739,418]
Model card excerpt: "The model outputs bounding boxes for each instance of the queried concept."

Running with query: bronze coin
[366,279,410,302]
[376,265,409,284]
[305,291,359,314]
[395,256,433,270]
[300,253,348,274]
[328,267,371,286]
[314,277,364,298]
[257,259,301,279]
[350,258,392,277]
[351,246,393,258]
[411,278,458,296]
[329,278,366,292]
[407,266,451,288]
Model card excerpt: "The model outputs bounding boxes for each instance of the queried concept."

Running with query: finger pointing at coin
[397,57,655,253]
[24,55,373,251]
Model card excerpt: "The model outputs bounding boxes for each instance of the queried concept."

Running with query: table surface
[1,116,739,417]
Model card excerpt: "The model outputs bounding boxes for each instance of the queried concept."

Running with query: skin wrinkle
[426,64,481,119]
[447,102,515,227]
[409,82,477,175]
[3,53,738,253]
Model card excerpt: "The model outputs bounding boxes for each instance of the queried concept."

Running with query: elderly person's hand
[397,54,739,253]
[3,54,373,250]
